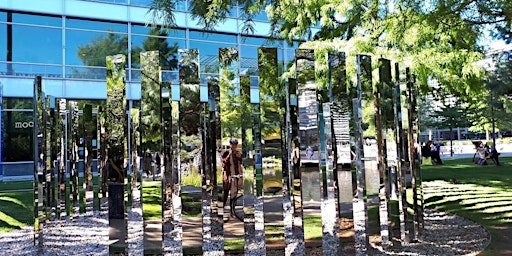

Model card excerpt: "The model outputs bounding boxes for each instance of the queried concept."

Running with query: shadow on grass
[422,156,512,254]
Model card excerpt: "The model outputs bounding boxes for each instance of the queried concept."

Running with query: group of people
[474,142,500,166]
[422,141,443,165]
[142,151,161,180]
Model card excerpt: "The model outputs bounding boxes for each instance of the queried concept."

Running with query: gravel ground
[0,207,489,255]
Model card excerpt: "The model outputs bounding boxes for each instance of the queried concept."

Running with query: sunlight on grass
[0,196,26,207]
[0,211,25,228]
[181,167,202,187]
[142,181,162,220]
[422,156,512,248]
[304,215,322,240]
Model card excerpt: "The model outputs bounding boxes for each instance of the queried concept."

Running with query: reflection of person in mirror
[306,145,314,160]
[292,138,301,178]
[221,138,243,211]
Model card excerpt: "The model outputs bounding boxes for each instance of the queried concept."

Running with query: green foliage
[78,33,128,67]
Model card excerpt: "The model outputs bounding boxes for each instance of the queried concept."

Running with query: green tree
[149,0,512,98]
[428,99,471,156]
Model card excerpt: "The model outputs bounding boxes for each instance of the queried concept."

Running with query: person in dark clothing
[485,144,501,165]
[155,153,161,175]
[429,141,443,165]
[221,138,243,216]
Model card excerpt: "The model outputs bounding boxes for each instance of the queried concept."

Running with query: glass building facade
[0,0,306,175]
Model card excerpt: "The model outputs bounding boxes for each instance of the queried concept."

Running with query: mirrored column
[69,101,79,220]
[218,47,244,253]
[258,47,285,253]
[377,58,395,246]
[58,99,68,220]
[353,54,371,254]
[178,49,204,254]
[33,76,43,245]
[140,51,163,255]
[44,95,53,222]
[393,63,409,244]
[207,73,222,253]
[286,77,301,254]
[49,97,60,220]
[240,75,256,250]
[83,104,95,213]
[296,49,323,253]
[106,54,127,255]
[406,68,422,240]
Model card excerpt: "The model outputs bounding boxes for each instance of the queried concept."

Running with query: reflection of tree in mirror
[179,49,200,84]
[219,48,239,67]
[132,27,179,70]
[180,86,201,136]
[140,51,162,151]
[78,33,128,67]
[76,28,178,79]
[258,48,284,139]
[219,68,241,139]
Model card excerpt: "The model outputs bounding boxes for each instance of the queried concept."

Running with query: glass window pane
[4,98,33,109]
[66,29,128,66]
[189,41,228,72]
[0,11,6,21]
[12,25,62,64]
[2,110,34,162]
[242,36,282,47]
[13,13,61,27]
[130,0,151,7]
[189,31,237,43]
[131,34,184,69]
[131,24,185,38]
[0,21,5,62]
[66,18,127,33]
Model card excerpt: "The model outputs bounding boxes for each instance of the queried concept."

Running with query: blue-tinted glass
[242,36,282,47]
[12,25,62,64]
[250,87,260,103]
[176,0,187,11]
[66,29,128,66]
[229,7,239,18]
[131,24,185,38]
[83,0,128,4]
[240,45,258,58]
[65,66,106,80]
[13,13,61,27]
[189,31,237,43]
[251,7,268,21]
[0,62,62,77]
[66,18,127,33]
[130,0,151,7]
[200,84,208,102]
[0,11,6,21]
[171,83,180,101]
[131,34,185,68]
[190,41,228,72]
[0,22,5,61]
[240,46,258,75]
[131,0,186,10]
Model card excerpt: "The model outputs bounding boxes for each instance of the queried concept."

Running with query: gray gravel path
[0,207,489,255]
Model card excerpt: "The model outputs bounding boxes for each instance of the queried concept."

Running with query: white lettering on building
[15,121,34,129]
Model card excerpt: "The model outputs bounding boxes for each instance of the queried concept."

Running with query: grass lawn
[0,191,34,234]
[2,156,512,254]
[422,156,512,254]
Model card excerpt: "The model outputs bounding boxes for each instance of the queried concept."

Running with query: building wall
[0,0,305,175]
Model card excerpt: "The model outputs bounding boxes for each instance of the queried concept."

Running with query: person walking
[221,138,243,217]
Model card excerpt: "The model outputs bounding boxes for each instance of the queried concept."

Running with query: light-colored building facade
[0,0,307,177]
